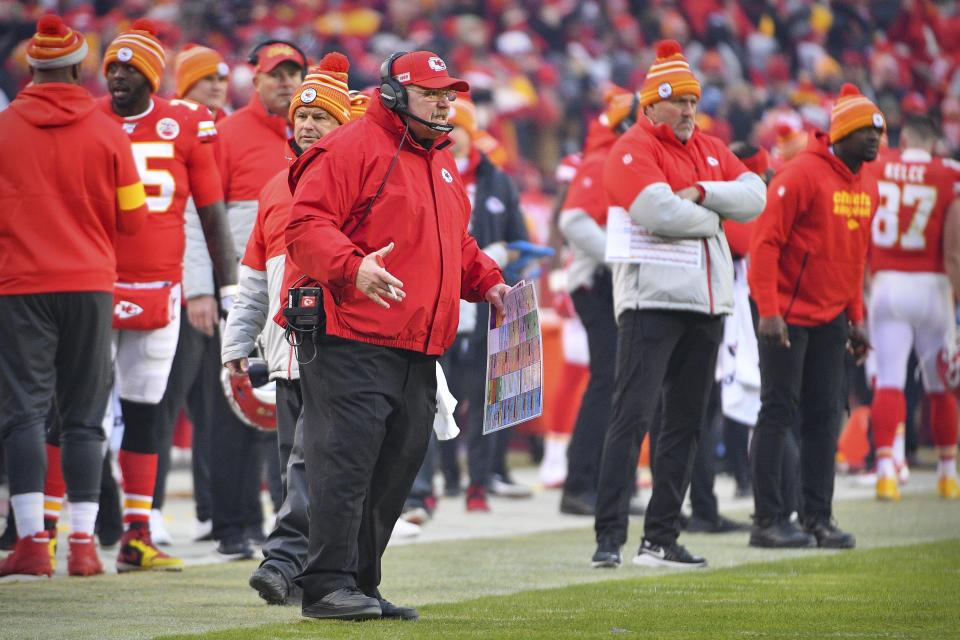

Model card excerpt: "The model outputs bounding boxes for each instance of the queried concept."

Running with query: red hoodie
[0,83,147,295]
[749,132,878,326]
[285,96,503,355]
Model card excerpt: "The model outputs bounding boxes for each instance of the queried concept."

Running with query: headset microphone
[400,111,454,133]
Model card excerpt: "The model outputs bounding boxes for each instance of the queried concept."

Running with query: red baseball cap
[389,51,469,92]
[255,42,306,74]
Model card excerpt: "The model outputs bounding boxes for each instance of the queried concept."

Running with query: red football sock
[43,443,65,524]
[871,388,905,454]
[118,449,158,526]
[929,392,959,449]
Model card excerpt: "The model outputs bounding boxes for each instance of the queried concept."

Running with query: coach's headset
[379,51,454,134]
[247,39,308,71]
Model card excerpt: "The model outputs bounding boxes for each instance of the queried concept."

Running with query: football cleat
[875,476,901,501]
[67,533,104,577]
[0,531,53,577]
[116,522,183,572]
[938,476,960,499]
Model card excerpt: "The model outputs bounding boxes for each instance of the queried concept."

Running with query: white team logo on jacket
[622,153,633,165]
[156,117,180,140]
[115,300,144,319]
[707,156,719,166]
[441,168,453,183]
[428,57,447,72]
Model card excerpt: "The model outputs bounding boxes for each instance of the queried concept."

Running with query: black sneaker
[591,539,622,568]
[749,518,816,548]
[559,492,596,516]
[685,514,751,533]
[217,537,255,561]
[249,564,290,605]
[633,538,707,568]
[803,518,855,549]
[378,598,419,620]
[302,587,381,621]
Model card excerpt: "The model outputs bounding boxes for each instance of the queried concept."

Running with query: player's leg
[868,274,913,500]
[114,288,184,571]
[914,274,959,498]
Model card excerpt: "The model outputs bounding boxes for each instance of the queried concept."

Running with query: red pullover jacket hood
[11,83,96,128]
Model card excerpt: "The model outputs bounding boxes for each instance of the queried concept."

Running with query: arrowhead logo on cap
[428,57,447,72]
[658,83,672,99]
[117,47,133,62]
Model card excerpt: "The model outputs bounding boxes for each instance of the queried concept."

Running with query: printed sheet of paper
[605,206,703,268]
[483,281,543,435]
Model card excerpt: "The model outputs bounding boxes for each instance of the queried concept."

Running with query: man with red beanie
[286,50,507,620]
[39,19,237,573]
[0,14,147,578]
[222,53,353,605]
[865,114,960,501]
[748,83,882,549]
[592,40,766,570]
[206,40,306,555]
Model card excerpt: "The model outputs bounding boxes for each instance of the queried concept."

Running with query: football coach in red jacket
[285,51,508,621]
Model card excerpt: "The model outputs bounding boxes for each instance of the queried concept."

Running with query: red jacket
[286,97,504,355]
[0,83,147,295]
[749,132,878,326]
[217,94,290,203]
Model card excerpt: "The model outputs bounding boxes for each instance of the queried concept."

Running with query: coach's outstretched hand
[356,242,405,309]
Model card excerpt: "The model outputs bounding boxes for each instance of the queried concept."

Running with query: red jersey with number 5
[867,148,960,274]
[99,96,222,283]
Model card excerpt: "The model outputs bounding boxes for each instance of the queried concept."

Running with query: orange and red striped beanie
[27,14,88,69]
[640,40,701,108]
[829,83,885,143]
[103,19,166,92]
[288,52,352,124]
[174,44,228,98]
[349,90,371,119]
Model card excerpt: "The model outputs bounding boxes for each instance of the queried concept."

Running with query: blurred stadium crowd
[3,0,960,187]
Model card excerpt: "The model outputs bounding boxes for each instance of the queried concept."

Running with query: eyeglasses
[408,87,457,102]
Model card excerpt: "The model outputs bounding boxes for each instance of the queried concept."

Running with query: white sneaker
[391,518,421,539]
[192,518,213,542]
[489,474,533,498]
[149,509,173,546]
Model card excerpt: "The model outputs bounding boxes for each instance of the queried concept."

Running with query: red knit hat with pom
[27,14,88,69]
[640,40,701,107]
[288,52,352,124]
[830,83,885,143]
[103,19,166,92]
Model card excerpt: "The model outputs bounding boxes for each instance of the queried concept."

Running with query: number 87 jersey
[868,147,960,274]
[99,95,222,283]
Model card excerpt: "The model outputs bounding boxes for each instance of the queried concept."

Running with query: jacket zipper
[703,239,714,314]
[783,252,809,322]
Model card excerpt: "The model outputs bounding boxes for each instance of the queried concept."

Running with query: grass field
[2,492,958,640]
[160,540,960,640]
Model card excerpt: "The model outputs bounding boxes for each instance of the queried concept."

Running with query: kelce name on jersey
[884,162,927,184]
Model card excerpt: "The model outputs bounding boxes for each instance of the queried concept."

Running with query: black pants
[751,313,847,523]
[595,309,722,548]
[564,272,617,497]
[296,334,436,601]
[153,313,210,515]
[0,292,112,502]
[261,378,308,584]
[723,416,752,493]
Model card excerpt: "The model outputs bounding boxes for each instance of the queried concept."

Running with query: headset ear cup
[379,82,397,110]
